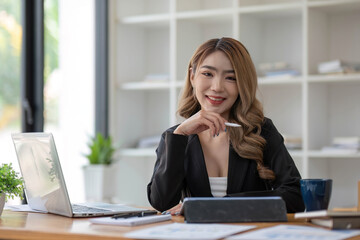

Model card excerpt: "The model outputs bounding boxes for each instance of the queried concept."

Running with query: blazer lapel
[187,134,212,196]
[227,144,251,194]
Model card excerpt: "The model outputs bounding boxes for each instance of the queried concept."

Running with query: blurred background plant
[85,133,116,165]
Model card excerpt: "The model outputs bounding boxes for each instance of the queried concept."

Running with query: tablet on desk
[181,196,287,223]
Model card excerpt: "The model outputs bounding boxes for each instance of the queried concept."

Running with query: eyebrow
[200,65,235,74]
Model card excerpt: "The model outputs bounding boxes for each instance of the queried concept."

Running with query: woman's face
[191,50,239,119]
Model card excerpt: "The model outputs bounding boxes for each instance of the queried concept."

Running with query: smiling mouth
[206,95,226,105]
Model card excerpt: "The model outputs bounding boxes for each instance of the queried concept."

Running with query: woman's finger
[165,203,182,216]
[198,111,226,135]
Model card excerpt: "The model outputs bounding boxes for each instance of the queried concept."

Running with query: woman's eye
[202,72,212,77]
[226,76,236,81]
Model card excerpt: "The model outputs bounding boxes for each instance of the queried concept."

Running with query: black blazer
[147,118,305,213]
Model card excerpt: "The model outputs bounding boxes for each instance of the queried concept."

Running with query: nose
[210,76,224,92]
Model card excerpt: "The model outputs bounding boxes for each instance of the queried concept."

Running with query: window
[0,0,95,204]
[43,0,95,202]
[0,0,22,204]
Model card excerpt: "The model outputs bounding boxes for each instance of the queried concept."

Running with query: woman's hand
[164,203,183,216]
[174,110,227,136]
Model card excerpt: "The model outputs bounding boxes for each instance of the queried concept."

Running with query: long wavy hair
[178,37,275,180]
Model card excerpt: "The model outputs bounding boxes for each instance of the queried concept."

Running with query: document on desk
[124,223,255,240]
[5,204,47,213]
[90,214,172,226]
[225,225,360,240]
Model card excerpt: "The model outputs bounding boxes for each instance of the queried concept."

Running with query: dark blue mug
[300,179,332,212]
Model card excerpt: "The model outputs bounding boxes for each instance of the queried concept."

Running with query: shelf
[176,77,304,87]
[175,81,185,88]
[176,77,303,88]
[239,0,301,7]
[119,81,171,90]
[307,74,360,83]
[308,0,360,12]
[238,2,302,16]
[176,8,234,20]
[258,76,303,85]
[118,14,170,26]
[120,148,303,158]
[176,0,233,12]
[288,150,303,158]
[308,150,360,158]
[120,148,156,157]
[111,0,360,208]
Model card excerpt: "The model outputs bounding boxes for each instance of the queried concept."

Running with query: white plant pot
[83,165,115,202]
[0,193,5,216]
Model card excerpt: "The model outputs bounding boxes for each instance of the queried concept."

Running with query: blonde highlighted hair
[178,37,275,180]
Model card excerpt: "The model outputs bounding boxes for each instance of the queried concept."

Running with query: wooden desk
[0,210,358,240]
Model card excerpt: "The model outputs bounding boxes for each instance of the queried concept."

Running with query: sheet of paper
[90,214,172,226]
[5,204,47,213]
[125,223,255,240]
[225,224,360,240]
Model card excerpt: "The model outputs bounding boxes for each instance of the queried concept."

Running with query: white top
[209,177,228,197]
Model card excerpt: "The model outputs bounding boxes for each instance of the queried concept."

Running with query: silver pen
[225,122,241,127]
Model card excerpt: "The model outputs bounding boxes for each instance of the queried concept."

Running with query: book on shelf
[283,135,302,150]
[321,146,358,154]
[317,59,360,74]
[321,136,360,154]
[137,135,161,148]
[264,69,300,79]
[332,136,360,146]
[258,61,289,71]
[257,61,300,79]
[311,217,360,230]
[295,210,360,219]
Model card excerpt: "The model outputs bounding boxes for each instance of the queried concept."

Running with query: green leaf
[84,133,116,165]
[0,163,24,202]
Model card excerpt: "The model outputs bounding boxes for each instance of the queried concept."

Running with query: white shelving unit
[109,0,360,208]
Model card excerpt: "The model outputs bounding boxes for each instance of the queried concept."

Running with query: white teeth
[208,96,224,101]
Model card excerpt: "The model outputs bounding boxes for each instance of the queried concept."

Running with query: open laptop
[11,132,152,218]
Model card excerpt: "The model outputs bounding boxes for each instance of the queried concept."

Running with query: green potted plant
[83,133,116,202]
[85,133,115,165]
[0,163,24,216]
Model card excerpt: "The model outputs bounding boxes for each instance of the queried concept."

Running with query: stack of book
[258,61,300,80]
[283,135,302,150]
[317,59,360,74]
[295,210,360,229]
[321,136,360,154]
[137,135,161,148]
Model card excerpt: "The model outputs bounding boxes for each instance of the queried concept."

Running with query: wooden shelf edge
[308,0,360,8]
[118,2,304,24]
[308,150,360,158]
[120,148,156,157]
[238,2,303,14]
[120,81,171,90]
[119,13,170,25]
[258,76,303,85]
[307,74,360,83]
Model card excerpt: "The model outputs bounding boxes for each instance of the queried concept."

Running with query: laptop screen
[12,133,73,217]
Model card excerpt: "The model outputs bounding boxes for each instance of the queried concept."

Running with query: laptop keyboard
[72,204,112,213]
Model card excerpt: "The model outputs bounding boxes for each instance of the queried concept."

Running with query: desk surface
[0,210,358,240]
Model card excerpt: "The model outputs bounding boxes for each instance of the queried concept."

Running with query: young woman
[147,37,304,214]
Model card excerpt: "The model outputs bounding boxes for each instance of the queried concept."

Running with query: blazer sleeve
[147,130,188,212]
[262,120,305,213]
